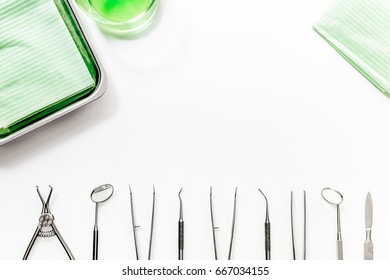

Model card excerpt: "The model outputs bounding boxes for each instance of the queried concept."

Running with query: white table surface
[1,0,390,260]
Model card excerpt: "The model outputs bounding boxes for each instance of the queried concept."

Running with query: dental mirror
[321,187,344,260]
[91,184,114,260]
[321,188,343,205]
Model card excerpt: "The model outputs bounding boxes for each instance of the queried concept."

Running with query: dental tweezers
[210,187,238,260]
[129,186,156,260]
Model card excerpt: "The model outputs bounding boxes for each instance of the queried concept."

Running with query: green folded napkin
[314,0,390,94]
[0,0,97,138]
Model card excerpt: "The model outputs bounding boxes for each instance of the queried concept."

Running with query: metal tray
[0,0,107,146]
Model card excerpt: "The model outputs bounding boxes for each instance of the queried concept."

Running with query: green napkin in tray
[0,0,98,138]
[314,0,390,94]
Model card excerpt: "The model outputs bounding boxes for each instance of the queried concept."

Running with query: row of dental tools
[211,187,372,261]
[90,184,157,261]
[150,186,372,261]
[128,186,239,260]
[21,185,373,260]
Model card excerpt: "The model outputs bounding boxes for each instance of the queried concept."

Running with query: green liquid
[89,0,152,22]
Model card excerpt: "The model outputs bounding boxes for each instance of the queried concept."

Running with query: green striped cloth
[0,0,95,135]
[314,0,390,94]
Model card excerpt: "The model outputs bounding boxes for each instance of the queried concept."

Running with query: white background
[1,0,390,261]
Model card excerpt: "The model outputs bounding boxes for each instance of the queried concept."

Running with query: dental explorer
[258,188,271,260]
[178,188,184,260]
[129,186,156,260]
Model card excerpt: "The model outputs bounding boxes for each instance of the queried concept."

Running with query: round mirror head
[91,184,114,203]
[321,188,343,205]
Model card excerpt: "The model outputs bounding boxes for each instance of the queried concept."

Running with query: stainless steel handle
[178,220,184,260]
[93,225,98,260]
[265,222,271,260]
[337,239,343,260]
[364,229,373,260]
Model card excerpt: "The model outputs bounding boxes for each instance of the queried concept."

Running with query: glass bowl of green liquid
[76,0,158,35]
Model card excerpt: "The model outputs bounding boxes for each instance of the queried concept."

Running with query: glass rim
[87,0,158,30]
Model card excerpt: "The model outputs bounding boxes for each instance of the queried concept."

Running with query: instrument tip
[258,188,265,198]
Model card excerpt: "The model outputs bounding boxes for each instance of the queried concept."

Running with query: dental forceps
[129,186,155,260]
[210,187,238,260]
[23,186,74,260]
[178,188,184,260]
[258,188,271,260]
[290,190,307,260]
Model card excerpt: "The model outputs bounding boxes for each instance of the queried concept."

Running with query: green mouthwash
[89,0,153,22]
[76,0,158,35]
